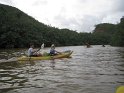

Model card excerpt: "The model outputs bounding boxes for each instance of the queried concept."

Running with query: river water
[0,45,124,93]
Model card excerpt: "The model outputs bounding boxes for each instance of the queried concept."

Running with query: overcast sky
[0,0,124,32]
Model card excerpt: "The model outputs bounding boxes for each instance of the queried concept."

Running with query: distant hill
[93,23,116,34]
[93,17,124,46]
[0,4,80,48]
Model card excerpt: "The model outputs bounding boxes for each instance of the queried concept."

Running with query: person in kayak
[49,44,61,55]
[28,44,42,57]
[102,44,105,47]
[85,43,91,48]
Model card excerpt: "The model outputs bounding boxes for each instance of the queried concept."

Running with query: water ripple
[0,45,124,93]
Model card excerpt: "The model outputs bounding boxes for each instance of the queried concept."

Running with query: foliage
[93,20,124,46]
[110,17,124,46]
[0,4,124,48]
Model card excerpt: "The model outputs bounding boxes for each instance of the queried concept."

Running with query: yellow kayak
[18,50,73,61]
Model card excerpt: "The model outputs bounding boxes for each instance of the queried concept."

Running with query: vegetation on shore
[0,4,124,48]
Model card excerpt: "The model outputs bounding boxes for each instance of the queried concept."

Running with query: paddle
[35,43,44,54]
[41,43,45,50]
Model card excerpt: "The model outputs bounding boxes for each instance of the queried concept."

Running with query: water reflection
[50,60,56,69]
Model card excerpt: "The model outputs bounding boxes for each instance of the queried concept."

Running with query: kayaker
[49,44,61,55]
[86,43,91,48]
[102,44,105,47]
[28,44,42,57]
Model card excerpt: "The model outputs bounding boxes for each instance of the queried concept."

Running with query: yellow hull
[18,51,73,61]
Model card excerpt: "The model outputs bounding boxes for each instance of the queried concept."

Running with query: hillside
[0,3,124,48]
[0,4,48,48]
[93,17,124,46]
[0,4,81,48]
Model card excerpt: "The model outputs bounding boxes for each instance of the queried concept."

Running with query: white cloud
[0,0,13,5]
[0,0,124,32]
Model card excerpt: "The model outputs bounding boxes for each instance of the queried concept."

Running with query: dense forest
[0,4,124,48]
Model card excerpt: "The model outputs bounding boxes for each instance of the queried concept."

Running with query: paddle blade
[41,43,44,49]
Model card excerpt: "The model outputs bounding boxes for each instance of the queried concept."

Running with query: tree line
[0,4,124,48]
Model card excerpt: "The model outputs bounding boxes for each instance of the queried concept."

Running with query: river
[0,45,124,93]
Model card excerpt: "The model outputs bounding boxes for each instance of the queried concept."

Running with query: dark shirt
[50,49,56,54]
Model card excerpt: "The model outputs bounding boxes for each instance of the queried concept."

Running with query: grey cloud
[77,0,90,3]
[54,14,103,32]
[115,0,124,12]
[101,0,124,14]
[77,15,103,32]
[76,0,124,32]
[32,0,48,6]
[54,15,79,29]
[54,7,80,30]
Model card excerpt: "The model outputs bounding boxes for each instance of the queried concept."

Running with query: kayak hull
[18,51,73,61]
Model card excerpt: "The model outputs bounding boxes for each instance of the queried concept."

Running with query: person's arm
[55,50,61,54]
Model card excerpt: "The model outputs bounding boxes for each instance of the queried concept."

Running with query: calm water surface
[0,45,124,93]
